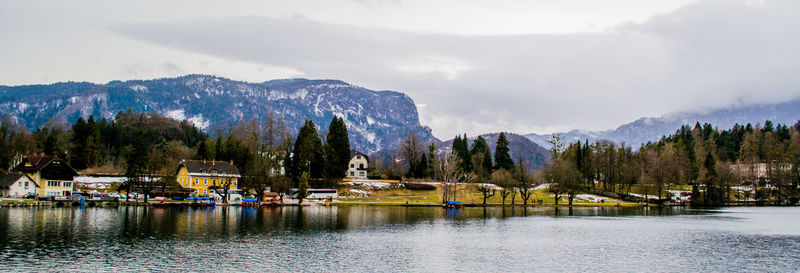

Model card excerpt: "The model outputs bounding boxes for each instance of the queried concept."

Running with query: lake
[0,205,798,272]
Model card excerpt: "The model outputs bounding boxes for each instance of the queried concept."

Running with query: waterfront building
[11,155,78,197]
[176,159,241,196]
[0,173,38,197]
[730,162,794,180]
[347,151,369,179]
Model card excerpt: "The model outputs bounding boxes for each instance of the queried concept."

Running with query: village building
[347,151,369,179]
[176,159,241,196]
[730,162,794,180]
[0,173,38,198]
[11,155,78,197]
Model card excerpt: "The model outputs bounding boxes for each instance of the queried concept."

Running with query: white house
[0,173,38,198]
[347,151,369,179]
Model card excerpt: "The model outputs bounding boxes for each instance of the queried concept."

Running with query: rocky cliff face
[0,75,436,152]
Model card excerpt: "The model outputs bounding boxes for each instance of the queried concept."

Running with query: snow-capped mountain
[525,98,800,148]
[0,74,436,153]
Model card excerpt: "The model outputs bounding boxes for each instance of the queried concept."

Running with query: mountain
[439,133,551,170]
[0,74,436,153]
[525,98,800,148]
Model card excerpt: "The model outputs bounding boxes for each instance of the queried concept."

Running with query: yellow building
[176,159,241,196]
[11,155,78,197]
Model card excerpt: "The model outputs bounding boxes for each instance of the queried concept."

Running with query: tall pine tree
[494,132,514,170]
[324,116,350,179]
[291,120,324,183]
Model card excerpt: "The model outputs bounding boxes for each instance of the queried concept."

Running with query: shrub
[402,182,436,191]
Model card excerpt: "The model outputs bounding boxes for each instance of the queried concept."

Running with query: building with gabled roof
[0,173,38,197]
[11,155,78,197]
[347,150,369,179]
[176,159,241,196]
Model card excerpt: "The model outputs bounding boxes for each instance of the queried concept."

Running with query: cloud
[109,0,800,139]
[3,0,799,140]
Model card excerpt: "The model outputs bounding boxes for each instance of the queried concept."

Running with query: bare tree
[491,169,514,205]
[435,153,473,203]
[400,132,425,177]
[476,184,496,206]
[515,160,535,205]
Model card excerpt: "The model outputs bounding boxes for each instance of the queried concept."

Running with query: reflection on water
[0,206,798,272]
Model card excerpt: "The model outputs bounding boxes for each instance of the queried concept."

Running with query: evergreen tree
[214,135,223,160]
[324,116,350,179]
[44,127,68,159]
[451,135,463,170]
[124,129,150,199]
[415,153,428,178]
[427,142,437,176]
[461,133,472,172]
[482,148,492,173]
[197,141,209,160]
[451,134,472,172]
[470,136,493,179]
[291,120,324,182]
[471,136,489,156]
[762,120,774,132]
[69,117,89,169]
[494,132,514,170]
[702,151,721,205]
[297,172,310,204]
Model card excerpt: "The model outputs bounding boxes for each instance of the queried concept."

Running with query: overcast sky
[1,0,799,139]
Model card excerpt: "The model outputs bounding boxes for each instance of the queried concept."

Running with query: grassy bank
[336,183,644,207]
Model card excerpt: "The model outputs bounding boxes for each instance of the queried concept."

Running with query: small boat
[241,198,260,208]
[443,200,463,209]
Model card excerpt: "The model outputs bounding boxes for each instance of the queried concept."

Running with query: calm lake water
[0,205,798,272]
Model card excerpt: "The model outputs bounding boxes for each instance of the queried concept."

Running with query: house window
[24,181,29,189]
[203,189,208,196]
[212,179,216,186]
[359,163,364,169]
[357,156,361,159]
[350,171,355,176]
[350,164,354,168]
[48,181,59,187]
[204,179,208,185]
[194,178,198,185]
[63,182,71,188]
[359,171,365,177]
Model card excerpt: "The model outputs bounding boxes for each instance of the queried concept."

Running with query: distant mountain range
[0,75,436,153]
[439,133,551,170]
[525,98,800,148]
[4,74,796,169]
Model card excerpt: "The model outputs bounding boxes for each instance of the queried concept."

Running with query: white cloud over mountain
[2,0,799,139]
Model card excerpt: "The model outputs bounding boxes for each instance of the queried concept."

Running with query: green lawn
[337,184,639,206]
[1,199,40,204]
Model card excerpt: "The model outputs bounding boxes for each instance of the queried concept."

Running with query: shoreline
[1,199,792,208]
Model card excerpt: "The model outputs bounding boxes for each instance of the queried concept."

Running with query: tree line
[0,111,353,202]
[3,110,798,205]
[394,131,539,205]
[545,121,800,206]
